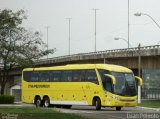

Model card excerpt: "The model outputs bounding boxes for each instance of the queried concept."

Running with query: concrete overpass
[37,45,160,70]
[11,45,160,76]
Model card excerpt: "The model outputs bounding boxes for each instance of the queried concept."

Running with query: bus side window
[50,71,61,82]
[62,71,72,82]
[85,70,98,84]
[23,71,31,82]
[31,72,39,82]
[72,70,85,82]
[39,71,49,82]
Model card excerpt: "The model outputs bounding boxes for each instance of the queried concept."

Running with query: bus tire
[43,96,50,108]
[116,106,122,111]
[35,96,41,107]
[95,98,101,110]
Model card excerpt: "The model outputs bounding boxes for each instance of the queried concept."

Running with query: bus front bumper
[104,100,137,107]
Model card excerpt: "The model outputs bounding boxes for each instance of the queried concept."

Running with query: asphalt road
[55,106,160,119]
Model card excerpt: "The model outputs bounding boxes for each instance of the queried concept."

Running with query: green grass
[0,107,86,119]
[138,103,160,108]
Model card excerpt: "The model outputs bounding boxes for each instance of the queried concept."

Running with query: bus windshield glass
[111,72,137,96]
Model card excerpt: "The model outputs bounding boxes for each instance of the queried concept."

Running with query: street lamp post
[128,0,130,49]
[92,8,99,52]
[114,37,130,48]
[114,0,130,49]
[66,18,72,55]
[134,13,160,29]
[45,26,50,59]
[134,12,160,76]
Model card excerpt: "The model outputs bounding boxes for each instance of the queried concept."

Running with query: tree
[0,9,55,95]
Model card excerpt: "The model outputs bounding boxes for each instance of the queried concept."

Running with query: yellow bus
[22,64,142,110]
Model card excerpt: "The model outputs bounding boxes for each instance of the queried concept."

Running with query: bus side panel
[52,82,89,105]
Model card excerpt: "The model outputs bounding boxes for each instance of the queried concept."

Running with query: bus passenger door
[83,70,99,105]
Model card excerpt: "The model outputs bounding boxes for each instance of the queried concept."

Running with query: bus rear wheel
[95,98,101,110]
[43,97,50,107]
[35,96,41,107]
[116,106,122,111]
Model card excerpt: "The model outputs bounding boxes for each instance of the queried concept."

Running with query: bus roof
[23,64,132,73]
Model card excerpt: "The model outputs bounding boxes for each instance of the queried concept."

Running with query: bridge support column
[103,58,106,64]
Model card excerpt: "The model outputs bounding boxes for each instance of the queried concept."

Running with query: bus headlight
[111,96,121,101]
[115,97,121,101]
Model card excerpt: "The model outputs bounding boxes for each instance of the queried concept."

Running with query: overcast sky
[1,0,160,57]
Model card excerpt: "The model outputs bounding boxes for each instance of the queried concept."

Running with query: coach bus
[22,64,142,110]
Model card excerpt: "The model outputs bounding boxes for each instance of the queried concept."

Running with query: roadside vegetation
[0,95,14,104]
[0,107,86,119]
[0,9,55,95]
[138,103,160,108]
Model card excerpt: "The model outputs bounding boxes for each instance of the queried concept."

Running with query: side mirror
[104,74,116,85]
[135,76,143,86]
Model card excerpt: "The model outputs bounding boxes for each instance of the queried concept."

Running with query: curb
[0,104,23,107]
[136,106,160,111]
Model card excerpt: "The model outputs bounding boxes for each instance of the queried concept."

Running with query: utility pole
[66,18,72,55]
[92,8,99,52]
[128,0,130,49]
[45,26,50,59]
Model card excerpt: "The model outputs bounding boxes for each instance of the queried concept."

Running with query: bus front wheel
[43,97,50,107]
[95,98,101,110]
[35,96,41,107]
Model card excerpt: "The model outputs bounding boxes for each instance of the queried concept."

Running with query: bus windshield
[111,72,137,96]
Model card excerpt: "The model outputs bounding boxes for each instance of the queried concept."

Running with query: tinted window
[85,70,98,84]
[31,72,39,82]
[98,69,110,82]
[39,71,49,82]
[23,71,31,82]
[50,71,61,82]
[111,72,137,96]
[62,71,72,82]
[125,73,137,96]
[72,70,85,82]
[104,77,113,92]
[98,69,112,92]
